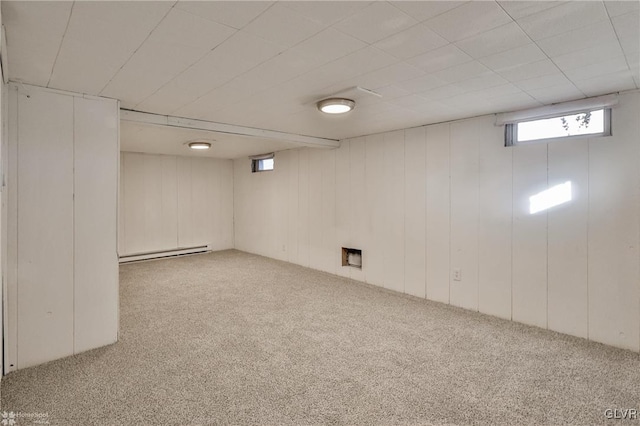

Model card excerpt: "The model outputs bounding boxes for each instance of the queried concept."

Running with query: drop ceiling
[3,1,639,148]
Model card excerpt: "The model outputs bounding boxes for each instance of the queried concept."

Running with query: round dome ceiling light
[188,141,212,150]
[317,98,355,114]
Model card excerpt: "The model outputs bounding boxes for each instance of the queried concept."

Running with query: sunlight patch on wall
[529,181,572,214]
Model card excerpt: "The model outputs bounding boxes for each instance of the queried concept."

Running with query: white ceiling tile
[408,44,472,73]
[479,43,547,71]
[281,1,373,26]
[620,35,640,56]
[455,22,531,59]
[515,73,572,91]
[332,2,417,44]
[453,71,508,92]
[345,63,426,90]
[425,1,512,42]
[525,83,584,104]
[573,70,637,96]
[604,0,640,18]
[497,59,560,83]
[418,84,466,101]
[396,74,449,93]
[517,1,609,40]
[470,83,523,99]
[485,92,542,113]
[388,94,432,109]
[147,8,236,50]
[288,28,367,66]
[369,84,412,101]
[242,3,324,48]
[391,1,469,22]
[434,60,491,83]
[563,55,630,81]
[535,19,618,58]
[553,40,624,70]
[3,1,72,85]
[497,1,568,20]
[373,23,449,60]
[174,1,274,29]
[137,31,284,114]
[101,41,207,105]
[4,46,58,87]
[49,38,122,95]
[612,12,640,43]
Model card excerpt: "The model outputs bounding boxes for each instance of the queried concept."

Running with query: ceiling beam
[120,109,340,149]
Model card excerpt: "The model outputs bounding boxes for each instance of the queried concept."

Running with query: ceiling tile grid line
[46,1,74,88]
[494,0,589,100]
[4,0,639,142]
[150,3,361,116]
[96,1,178,96]
[603,0,637,81]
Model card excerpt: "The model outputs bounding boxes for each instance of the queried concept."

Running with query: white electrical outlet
[453,268,462,281]
[282,244,286,252]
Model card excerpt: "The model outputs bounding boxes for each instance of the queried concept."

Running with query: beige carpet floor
[2,250,640,425]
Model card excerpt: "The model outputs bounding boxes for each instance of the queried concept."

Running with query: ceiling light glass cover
[188,141,211,150]
[317,98,355,114]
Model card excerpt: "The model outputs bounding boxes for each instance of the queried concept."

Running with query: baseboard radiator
[119,244,211,264]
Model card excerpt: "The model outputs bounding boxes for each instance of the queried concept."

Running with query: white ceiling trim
[120,109,339,149]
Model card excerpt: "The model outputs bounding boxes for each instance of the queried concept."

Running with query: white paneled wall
[119,152,233,256]
[234,90,640,352]
[7,84,119,371]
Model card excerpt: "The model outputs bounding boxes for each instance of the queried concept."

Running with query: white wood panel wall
[7,84,119,371]
[120,152,233,256]
[233,90,640,353]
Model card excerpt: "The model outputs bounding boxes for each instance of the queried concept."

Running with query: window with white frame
[505,108,611,146]
[498,94,616,147]
[251,153,274,173]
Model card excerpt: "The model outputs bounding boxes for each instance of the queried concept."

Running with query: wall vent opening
[342,247,362,269]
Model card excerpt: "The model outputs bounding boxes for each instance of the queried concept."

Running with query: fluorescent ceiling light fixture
[317,98,355,114]
[529,181,572,214]
[188,141,211,150]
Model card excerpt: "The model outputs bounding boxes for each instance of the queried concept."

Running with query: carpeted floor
[2,250,639,425]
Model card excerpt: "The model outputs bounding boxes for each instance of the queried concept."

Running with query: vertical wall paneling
[478,118,513,320]
[287,150,300,264]
[271,151,288,261]
[5,86,18,372]
[320,149,336,275]
[404,127,426,298]
[73,96,119,353]
[144,155,164,251]
[334,141,350,277]
[297,149,310,267]
[118,152,125,255]
[17,88,75,368]
[449,119,480,310]
[364,135,384,286]
[160,155,178,250]
[176,156,193,248]
[349,137,366,282]
[588,93,640,351]
[425,123,451,304]
[123,153,146,254]
[382,130,405,293]
[512,143,548,328]
[308,149,323,271]
[547,138,589,338]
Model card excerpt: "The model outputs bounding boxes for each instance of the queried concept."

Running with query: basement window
[505,108,611,146]
[251,153,274,173]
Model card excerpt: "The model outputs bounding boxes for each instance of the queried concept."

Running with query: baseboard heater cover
[119,245,211,263]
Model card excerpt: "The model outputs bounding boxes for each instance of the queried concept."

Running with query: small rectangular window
[506,108,611,146]
[251,154,274,173]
